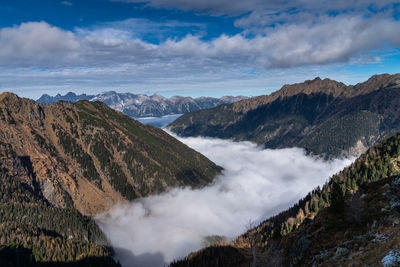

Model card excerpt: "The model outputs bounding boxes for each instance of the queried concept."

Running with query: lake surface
[135,114,182,128]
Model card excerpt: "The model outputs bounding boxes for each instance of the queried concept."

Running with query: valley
[171,132,400,266]
[2,1,400,266]
[1,72,400,267]
[96,134,352,266]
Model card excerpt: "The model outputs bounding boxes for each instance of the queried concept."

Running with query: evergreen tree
[330,181,345,212]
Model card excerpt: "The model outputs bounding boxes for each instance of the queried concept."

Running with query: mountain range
[37,91,247,118]
[169,73,400,158]
[3,73,400,266]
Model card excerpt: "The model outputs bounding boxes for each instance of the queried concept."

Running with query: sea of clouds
[96,134,353,267]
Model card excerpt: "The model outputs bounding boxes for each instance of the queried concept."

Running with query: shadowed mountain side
[169,73,400,157]
[170,246,247,267]
[0,245,121,267]
[0,163,119,265]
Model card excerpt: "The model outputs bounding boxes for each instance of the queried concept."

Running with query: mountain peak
[230,73,399,114]
[305,76,322,83]
[101,90,118,95]
[281,76,346,94]
[0,91,19,101]
[65,92,77,97]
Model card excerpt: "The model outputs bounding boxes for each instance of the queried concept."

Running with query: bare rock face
[0,92,221,215]
[346,139,369,158]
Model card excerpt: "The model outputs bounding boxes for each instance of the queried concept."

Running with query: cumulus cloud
[96,135,353,267]
[75,18,205,42]
[245,15,400,67]
[1,15,400,70]
[0,22,80,68]
[161,15,400,68]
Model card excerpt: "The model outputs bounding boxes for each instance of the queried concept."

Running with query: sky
[0,0,399,99]
[96,134,353,267]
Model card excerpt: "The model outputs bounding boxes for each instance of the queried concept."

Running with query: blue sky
[0,0,399,99]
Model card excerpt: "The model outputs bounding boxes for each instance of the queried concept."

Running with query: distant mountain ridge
[169,73,400,157]
[37,91,248,118]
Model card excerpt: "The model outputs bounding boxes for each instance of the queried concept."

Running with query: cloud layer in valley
[96,135,353,267]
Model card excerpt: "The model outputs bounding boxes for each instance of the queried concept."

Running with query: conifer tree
[330,181,345,212]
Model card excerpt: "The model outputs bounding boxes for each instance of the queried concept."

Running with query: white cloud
[160,15,400,68]
[75,18,205,41]
[96,134,353,267]
[0,22,80,68]
[248,15,400,67]
[1,15,399,70]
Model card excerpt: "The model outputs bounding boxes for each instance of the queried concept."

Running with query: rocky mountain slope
[169,73,400,157]
[0,92,221,215]
[37,91,247,118]
[170,131,400,267]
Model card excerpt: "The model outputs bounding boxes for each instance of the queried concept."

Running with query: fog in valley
[96,133,354,267]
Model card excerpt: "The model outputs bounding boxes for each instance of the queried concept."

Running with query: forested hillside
[0,148,120,266]
[170,131,400,266]
[169,74,400,157]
